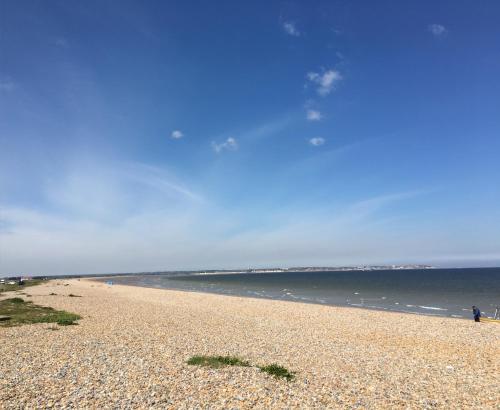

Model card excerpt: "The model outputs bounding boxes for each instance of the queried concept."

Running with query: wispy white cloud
[428,24,447,37]
[42,158,204,223]
[309,137,325,146]
[4,181,497,275]
[283,21,300,37]
[123,163,203,203]
[171,130,184,139]
[212,137,238,153]
[237,116,293,142]
[0,188,433,275]
[306,109,322,121]
[307,70,342,96]
[348,191,427,217]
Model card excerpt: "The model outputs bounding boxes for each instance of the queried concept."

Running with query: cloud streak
[0,188,432,275]
[3,177,497,275]
[212,137,238,153]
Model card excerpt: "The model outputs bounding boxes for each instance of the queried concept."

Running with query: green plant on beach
[8,297,25,304]
[0,298,81,327]
[187,355,250,368]
[187,355,295,381]
[32,311,81,326]
[258,363,295,381]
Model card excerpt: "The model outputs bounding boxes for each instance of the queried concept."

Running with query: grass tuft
[0,298,81,327]
[187,355,295,381]
[187,355,250,368]
[68,294,82,297]
[258,363,295,381]
[32,311,81,326]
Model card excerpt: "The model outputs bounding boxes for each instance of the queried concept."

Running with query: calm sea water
[103,268,500,319]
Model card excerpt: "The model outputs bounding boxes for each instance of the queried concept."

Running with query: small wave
[406,304,415,307]
[418,306,448,311]
[354,292,360,295]
[366,305,388,310]
[451,315,463,318]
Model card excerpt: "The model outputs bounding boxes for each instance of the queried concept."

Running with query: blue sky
[1,1,500,275]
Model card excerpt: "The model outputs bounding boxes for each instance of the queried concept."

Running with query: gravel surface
[1,279,499,409]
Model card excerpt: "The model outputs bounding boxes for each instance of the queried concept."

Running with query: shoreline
[1,278,499,408]
[90,276,481,321]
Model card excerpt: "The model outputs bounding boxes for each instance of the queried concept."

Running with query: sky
[1,0,500,275]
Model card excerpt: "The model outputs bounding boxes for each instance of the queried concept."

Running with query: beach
[1,279,499,409]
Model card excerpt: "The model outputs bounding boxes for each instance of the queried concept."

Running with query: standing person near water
[472,306,481,322]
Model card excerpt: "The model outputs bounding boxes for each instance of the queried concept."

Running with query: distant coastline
[194,264,435,275]
[2,264,436,280]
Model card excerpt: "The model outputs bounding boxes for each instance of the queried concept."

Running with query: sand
[0,279,499,409]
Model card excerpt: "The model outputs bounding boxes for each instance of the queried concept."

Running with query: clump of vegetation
[0,298,81,327]
[258,363,295,381]
[49,293,57,296]
[187,355,251,368]
[68,294,82,297]
[54,317,79,326]
[187,355,295,381]
[8,297,25,304]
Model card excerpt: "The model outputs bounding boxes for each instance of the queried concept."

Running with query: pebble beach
[1,279,499,409]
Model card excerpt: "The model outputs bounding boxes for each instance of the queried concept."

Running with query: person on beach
[472,306,481,322]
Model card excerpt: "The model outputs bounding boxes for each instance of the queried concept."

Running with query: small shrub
[68,294,81,297]
[187,355,250,368]
[259,363,295,381]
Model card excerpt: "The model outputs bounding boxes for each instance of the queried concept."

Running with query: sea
[102,268,500,319]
